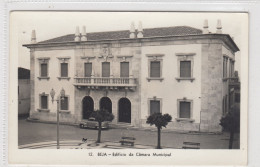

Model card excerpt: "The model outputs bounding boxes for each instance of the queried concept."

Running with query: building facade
[18,67,30,116]
[23,20,239,132]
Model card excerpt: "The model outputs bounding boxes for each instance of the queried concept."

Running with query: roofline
[23,34,239,52]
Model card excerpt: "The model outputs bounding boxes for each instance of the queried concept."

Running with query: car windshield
[88,118,95,121]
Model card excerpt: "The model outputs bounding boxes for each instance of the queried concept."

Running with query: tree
[219,105,240,149]
[90,109,114,143]
[146,113,172,149]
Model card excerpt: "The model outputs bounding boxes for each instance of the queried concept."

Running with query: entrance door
[82,96,94,119]
[118,98,131,123]
[100,97,112,113]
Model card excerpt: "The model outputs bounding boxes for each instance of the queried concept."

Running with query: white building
[23,20,239,132]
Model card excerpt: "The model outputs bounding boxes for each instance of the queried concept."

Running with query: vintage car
[79,117,110,129]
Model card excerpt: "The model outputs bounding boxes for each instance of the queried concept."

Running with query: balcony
[74,77,137,91]
[228,77,240,89]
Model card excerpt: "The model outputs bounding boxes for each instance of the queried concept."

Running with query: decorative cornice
[175,53,196,56]
[23,34,239,53]
[57,57,70,63]
[80,56,96,62]
[116,55,133,62]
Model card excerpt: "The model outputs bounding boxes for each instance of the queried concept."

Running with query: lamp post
[50,88,65,149]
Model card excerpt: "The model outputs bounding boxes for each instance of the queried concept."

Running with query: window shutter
[41,96,48,109]
[120,62,129,77]
[102,62,110,77]
[61,63,68,77]
[84,63,92,77]
[180,61,191,77]
[150,100,160,115]
[41,63,48,77]
[60,97,68,110]
[150,61,160,77]
[180,101,190,118]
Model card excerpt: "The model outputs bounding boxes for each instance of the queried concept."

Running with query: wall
[28,35,237,132]
[74,43,142,126]
[201,42,223,132]
[222,45,236,111]
[140,43,202,131]
[31,48,75,123]
[18,79,30,115]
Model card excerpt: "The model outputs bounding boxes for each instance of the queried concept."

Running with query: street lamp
[50,88,65,149]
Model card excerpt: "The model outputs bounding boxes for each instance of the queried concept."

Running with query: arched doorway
[82,96,94,119]
[118,98,131,123]
[99,97,112,113]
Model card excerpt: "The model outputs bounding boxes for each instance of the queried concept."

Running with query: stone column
[203,20,209,34]
[129,22,136,38]
[30,48,35,118]
[81,26,87,41]
[216,19,222,34]
[74,26,80,42]
[31,30,36,43]
[137,21,143,38]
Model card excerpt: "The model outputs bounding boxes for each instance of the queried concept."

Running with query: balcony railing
[74,77,137,90]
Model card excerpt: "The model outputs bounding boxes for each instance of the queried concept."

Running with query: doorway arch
[99,97,112,113]
[118,98,131,123]
[82,96,94,119]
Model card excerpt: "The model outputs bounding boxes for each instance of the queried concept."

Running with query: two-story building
[23,20,239,132]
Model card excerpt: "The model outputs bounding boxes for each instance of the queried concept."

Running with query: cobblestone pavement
[18,118,240,149]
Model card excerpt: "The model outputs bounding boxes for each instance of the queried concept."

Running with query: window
[223,57,225,78]
[84,63,92,77]
[41,63,48,77]
[60,96,69,111]
[40,95,48,109]
[223,56,228,79]
[102,62,110,77]
[120,62,129,77]
[179,101,191,118]
[57,57,70,80]
[231,60,235,77]
[176,53,195,82]
[38,57,50,80]
[150,61,161,78]
[146,54,164,81]
[177,99,194,122]
[180,61,191,78]
[60,63,68,77]
[150,100,160,115]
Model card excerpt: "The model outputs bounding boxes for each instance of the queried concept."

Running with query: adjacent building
[18,67,30,117]
[23,20,239,132]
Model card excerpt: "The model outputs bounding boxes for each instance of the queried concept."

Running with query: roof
[18,67,30,79]
[38,26,203,44]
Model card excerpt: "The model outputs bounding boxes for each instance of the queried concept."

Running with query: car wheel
[80,124,84,129]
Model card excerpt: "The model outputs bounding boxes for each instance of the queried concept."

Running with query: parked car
[79,117,110,129]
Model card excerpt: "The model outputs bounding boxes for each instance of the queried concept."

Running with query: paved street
[18,118,239,149]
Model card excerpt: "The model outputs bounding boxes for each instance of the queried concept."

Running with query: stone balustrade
[74,77,137,90]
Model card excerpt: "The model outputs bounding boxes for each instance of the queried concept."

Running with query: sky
[11,12,247,74]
